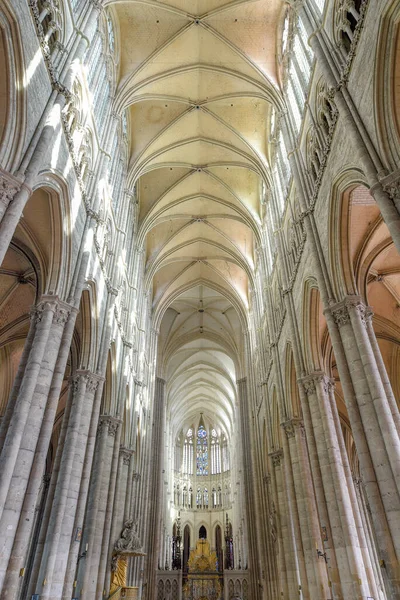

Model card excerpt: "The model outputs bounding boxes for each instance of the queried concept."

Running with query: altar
[182,539,222,600]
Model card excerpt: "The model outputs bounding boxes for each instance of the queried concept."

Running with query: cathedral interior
[1,0,400,599]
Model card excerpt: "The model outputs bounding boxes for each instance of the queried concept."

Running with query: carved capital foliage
[329,302,351,328]
[120,447,132,465]
[383,180,400,203]
[269,450,283,468]
[30,297,58,324]
[343,295,371,327]
[301,376,316,396]
[281,418,303,439]
[70,370,101,397]
[87,375,101,394]
[0,172,21,208]
[53,299,73,325]
[99,415,121,437]
[312,372,332,394]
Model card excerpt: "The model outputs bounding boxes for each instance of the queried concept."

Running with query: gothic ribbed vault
[109,0,284,429]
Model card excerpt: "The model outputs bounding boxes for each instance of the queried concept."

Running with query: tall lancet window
[183,428,193,475]
[196,417,208,476]
[211,429,221,474]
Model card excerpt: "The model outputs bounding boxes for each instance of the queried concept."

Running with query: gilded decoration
[109,519,146,596]
[183,540,222,600]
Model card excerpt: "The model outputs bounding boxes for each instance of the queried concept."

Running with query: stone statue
[110,519,146,595]
[114,518,144,554]
[269,503,277,545]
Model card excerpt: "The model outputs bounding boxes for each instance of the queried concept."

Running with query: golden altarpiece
[182,539,223,600]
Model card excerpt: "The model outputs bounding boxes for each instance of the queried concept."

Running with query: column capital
[0,169,24,209]
[303,371,335,395]
[29,295,57,323]
[299,375,316,395]
[98,414,121,437]
[325,295,371,328]
[30,295,75,326]
[281,417,304,439]
[120,446,133,465]
[381,170,400,203]
[269,449,283,468]
[70,370,103,395]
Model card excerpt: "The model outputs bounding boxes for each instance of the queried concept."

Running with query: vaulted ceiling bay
[109,0,284,436]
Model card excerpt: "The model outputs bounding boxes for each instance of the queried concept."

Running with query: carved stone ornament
[70,377,80,396]
[0,173,21,209]
[30,298,57,325]
[269,450,283,468]
[343,295,370,326]
[28,0,71,99]
[311,372,331,395]
[269,502,278,544]
[282,421,295,439]
[330,304,351,328]
[301,377,316,396]
[383,180,400,204]
[121,449,131,466]
[107,418,120,437]
[53,304,71,326]
[263,474,271,485]
[114,518,146,556]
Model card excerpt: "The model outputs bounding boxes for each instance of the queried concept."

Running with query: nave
[0,0,400,599]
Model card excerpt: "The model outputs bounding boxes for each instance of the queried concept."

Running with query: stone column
[33,371,101,600]
[0,300,77,600]
[329,299,400,525]
[280,436,309,600]
[283,417,330,599]
[86,416,121,599]
[325,298,400,595]
[104,446,133,594]
[129,472,141,524]
[61,376,107,600]
[0,307,36,456]
[144,376,166,600]
[269,451,292,599]
[303,373,373,599]
[97,430,126,599]
[0,297,59,518]
[327,381,383,599]
[26,381,75,599]
[0,171,25,224]
[237,377,262,600]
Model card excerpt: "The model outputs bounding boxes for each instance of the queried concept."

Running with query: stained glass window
[211,429,221,474]
[107,16,115,53]
[196,425,208,475]
[183,428,193,474]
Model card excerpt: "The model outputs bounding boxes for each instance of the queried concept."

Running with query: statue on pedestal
[110,518,146,595]
[114,518,144,554]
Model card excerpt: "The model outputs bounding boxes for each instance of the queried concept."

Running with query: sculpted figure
[114,518,143,554]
